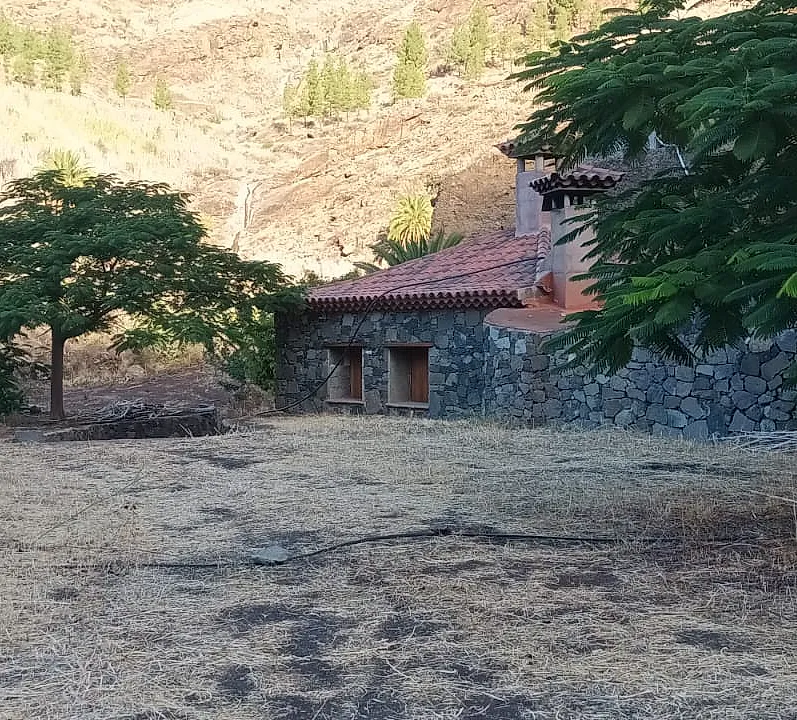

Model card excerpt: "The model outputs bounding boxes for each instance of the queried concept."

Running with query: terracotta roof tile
[531,165,625,195]
[496,139,558,160]
[309,229,547,313]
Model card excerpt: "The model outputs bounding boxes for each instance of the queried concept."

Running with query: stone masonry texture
[276,311,797,438]
[482,324,797,438]
[275,308,489,418]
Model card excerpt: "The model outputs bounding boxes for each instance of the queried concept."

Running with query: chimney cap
[495,138,559,160]
[531,165,624,195]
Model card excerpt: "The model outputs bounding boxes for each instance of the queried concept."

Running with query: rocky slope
[1,0,732,278]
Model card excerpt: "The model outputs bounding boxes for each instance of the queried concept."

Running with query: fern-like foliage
[513,0,797,372]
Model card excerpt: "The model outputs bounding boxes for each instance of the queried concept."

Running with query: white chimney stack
[531,166,624,310]
[497,142,556,237]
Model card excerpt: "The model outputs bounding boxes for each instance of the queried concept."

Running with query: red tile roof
[531,165,624,195]
[309,229,547,313]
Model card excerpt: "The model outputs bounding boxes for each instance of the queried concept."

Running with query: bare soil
[1,416,796,719]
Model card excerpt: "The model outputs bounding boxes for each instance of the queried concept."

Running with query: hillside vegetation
[1,0,622,278]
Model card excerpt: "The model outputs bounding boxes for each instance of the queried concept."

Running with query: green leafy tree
[0,171,299,419]
[393,21,428,99]
[114,59,132,100]
[153,75,172,110]
[355,229,464,272]
[513,0,797,373]
[388,193,434,246]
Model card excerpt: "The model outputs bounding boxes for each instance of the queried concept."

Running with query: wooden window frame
[387,345,430,407]
[326,346,363,403]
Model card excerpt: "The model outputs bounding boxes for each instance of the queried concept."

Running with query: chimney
[531,167,624,310]
[496,141,557,237]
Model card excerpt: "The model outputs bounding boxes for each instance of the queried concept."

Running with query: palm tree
[36,149,91,187]
[387,193,433,245]
[355,229,465,273]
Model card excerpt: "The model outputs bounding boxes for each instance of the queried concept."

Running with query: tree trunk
[50,331,66,421]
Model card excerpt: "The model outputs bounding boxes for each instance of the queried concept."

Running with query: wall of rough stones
[483,321,797,438]
[275,308,489,418]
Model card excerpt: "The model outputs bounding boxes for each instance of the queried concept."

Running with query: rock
[584,383,600,396]
[664,395,681,409]
[646,404,668,424]
[646,386,665,404]
[615,409,635,426]
[542,399,563,418]
[732,390,756,410]
[515,338,527,354]
[744,376,767,395]
[666,409,688,428]
[714,364,735,380]
[707,404,727,435]
[729,410,755,433]
[251,545,291,565]
[739,354,761,376]
[681,397,706,419]
[777,331,797,354]
[675,366,695,382]
[610,375,628,391]
[695,364,714,376]
[683,420,709,440]
[761,352,791,381]
[628,369,651,389]
[530,355,549,371]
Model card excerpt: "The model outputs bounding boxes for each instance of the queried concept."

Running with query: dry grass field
[2,416,797,719]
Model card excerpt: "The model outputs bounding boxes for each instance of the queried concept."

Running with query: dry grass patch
[1,416,796,719]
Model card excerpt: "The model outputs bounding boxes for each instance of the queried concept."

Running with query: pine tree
[302,59,323,119]
[524,2,551,51]
[282,81,300,127]
[42,25,75,91]
[12,51,35,87]
[320,53,336,118]
[447,2,492,79]
[153,75,172,110]
[513,0,797,373]
[393,21,427,99]
[69,51,88,95]
[0,14,17,58]
[114,60,132,100]
[350,69,373,115]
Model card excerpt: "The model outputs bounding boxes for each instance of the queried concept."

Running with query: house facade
[275,229,546,418]
[274,145,797,437]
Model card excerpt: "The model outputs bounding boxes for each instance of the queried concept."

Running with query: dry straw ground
[2,416,797,719]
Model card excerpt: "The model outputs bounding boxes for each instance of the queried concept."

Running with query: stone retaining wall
[483,322,797,438]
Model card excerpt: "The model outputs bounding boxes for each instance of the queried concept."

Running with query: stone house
[275,144,797,436]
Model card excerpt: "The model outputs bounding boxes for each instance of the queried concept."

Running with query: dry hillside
[0,0,541,279]
[0,0,736,279]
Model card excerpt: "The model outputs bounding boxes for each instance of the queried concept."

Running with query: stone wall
[275,308,489,418]
[483,321,797,438]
